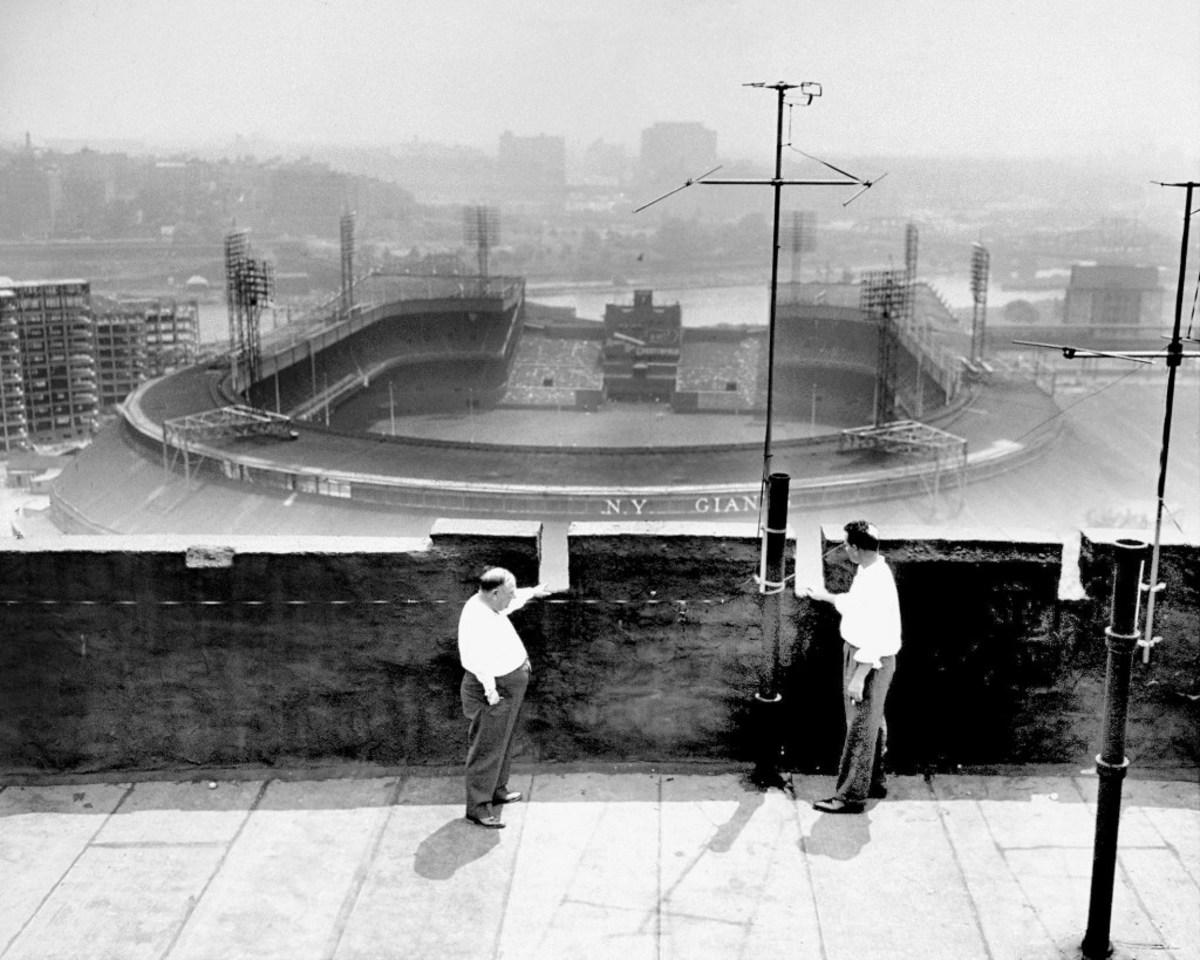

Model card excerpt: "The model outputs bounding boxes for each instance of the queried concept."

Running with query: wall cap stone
[568,521,763,539]
[430,519,543,539]
[819,522,1069,546]
[0,534,433,555]
[1082,527,1197,548]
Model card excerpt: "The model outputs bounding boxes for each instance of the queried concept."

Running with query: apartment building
[0,289,28,450]
[0,279,98,449]
[92,296,200,408]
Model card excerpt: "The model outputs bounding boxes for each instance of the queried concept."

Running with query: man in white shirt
[803,520,902,814]
[458,567,551,828]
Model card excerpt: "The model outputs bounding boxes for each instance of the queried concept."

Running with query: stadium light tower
[786,209,817,289]
[969,242,990,364]
[463,205,500,280]
[340,211,356,318]
[224,229,274,397]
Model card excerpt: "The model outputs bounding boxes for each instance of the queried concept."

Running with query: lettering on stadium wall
[599,494,761,516]
[694,494,760,514]
[601,498,650,516]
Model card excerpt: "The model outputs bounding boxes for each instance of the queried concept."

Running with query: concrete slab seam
[320,775,406,960]
[1112,850,1174,956]
[792,793,831,960]
[89,840,227,849]
[1148,828,1200,892]
[982,798,1077,954]
[0,782,134,960]
[929,782,998,960]
[653,786,780,943]
[491,774,536,960]
[654,774,664,947]
[1087,780,1189,956]
[158,778,270,960]
[1078,775,1200,892]
[719,794,800,953]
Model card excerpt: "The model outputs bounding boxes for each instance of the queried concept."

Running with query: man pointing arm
[457,567,551,827]
[804,520,902,813]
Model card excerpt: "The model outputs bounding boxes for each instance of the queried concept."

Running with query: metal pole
[1082,537,1149,960]
[761,84,788,481]
[1141,180,1193,664]
[752,471,790,788]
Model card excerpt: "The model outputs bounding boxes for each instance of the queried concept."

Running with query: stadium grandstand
[45,272,1065,531]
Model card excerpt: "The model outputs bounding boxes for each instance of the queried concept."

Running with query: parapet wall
[1,523,1195,777]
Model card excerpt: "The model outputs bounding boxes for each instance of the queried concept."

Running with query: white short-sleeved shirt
[832,557,902,667]
[457,587,534,696]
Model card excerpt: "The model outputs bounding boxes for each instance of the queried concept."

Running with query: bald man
[457,568,551,828]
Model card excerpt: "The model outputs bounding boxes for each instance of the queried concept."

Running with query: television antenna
[634,82,886,785]
[1015,179,1200,664]
[634,80,885,482]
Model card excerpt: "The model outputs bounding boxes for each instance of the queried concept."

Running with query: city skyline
[2,0,1197,171]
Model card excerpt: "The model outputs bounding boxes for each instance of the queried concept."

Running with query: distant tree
[1003,299,1039,324]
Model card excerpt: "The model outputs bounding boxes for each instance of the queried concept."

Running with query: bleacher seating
[501,334,604,406]
[263,310,514,416]
[676,338,762,408]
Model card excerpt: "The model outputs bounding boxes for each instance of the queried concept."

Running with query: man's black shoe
[493,791,523,804]
[812,797,866,814]
[466,814,505,828]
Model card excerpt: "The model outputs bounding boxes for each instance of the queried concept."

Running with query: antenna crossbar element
[632,165,723,213]
[700,178,859,187]
[633,80,886,484]
[841,172,889,207]
[1011,339,1156,364]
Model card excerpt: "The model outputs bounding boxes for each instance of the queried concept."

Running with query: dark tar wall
[0,523,1195,777]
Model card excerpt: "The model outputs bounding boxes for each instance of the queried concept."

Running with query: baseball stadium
[44,260,1082,541]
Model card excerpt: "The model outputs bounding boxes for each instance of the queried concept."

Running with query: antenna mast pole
[631,84,878,787]
[664,79,874,482]
[762,82,792,480]
[1012,179,1199,663]
[1141,179,1195,661]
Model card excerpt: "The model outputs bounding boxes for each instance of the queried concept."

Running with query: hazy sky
[3,0,1197,164]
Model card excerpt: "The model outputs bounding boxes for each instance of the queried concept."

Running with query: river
[528,275,1061,326]
[195,273,1063,344]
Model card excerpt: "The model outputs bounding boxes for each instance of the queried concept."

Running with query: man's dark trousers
[834,643,895,803]
[460,663,529,820]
